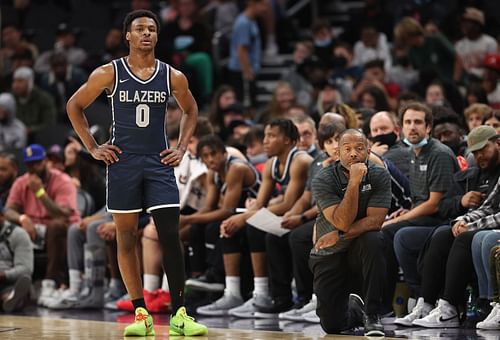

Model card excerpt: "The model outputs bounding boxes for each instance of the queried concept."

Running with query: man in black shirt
[311,129,391,337]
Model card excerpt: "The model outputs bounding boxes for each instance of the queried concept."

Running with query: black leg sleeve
[151,207,185,312]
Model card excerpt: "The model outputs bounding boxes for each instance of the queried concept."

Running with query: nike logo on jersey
[119,78,130,83]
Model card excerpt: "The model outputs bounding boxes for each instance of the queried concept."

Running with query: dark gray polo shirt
[311,160,391,255]
[384,141,411,178]
[306,151,328,192]
[409,138,459,207]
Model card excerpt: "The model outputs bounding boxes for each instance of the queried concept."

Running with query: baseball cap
[462,7,485,26]
[23,144,46,163]
[484,53,500,72]
[467,125,498,152]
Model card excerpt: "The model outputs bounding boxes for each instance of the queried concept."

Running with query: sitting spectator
[208,85,237,138]
[455,7,497,80]
[0,200,33,313]
[465,82,489,107]
[281,41,315,108]
[293,115,319,158]
[11,67,56,139]
[0,153,18,205]
[358,85,390,112]
[39,52,87,123]
[476,242,500,329]
[464,103,492,132]
[0,24,38,77]
[0,92,26,151]
[3,144,80,306]
[353,24,392,70]
[482,53,500,109]
[425,82,447,107]
[256,81,297,124]
[482,109,500,134]
[310,129,391,336]
[34,23,87,74]
[311,19,336,68]
[243,125,267,172]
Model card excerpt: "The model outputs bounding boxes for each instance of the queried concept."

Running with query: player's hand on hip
[91,144,122,165]
[160,148,184,166]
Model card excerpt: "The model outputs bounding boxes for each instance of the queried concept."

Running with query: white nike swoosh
[119,79,130,83]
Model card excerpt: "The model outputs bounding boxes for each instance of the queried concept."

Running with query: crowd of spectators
[1,0,500,337]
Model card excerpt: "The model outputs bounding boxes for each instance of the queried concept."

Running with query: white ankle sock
[161,273,169,291]
[69,269,82,293]
[254,277,269,296]
[143,274,161,292]
[225,276,241,298]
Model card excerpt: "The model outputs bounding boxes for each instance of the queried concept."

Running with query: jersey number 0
[136,104,150,127]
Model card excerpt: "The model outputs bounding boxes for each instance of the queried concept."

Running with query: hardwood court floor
[0,315,403,340]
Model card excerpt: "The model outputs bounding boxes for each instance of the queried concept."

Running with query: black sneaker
[348,293,365,328]
[3,275,31,313]
[185,271,224,292]
[364,314,385,337]
[254,297,294,319]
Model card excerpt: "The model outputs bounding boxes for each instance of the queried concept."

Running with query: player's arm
[163,67,198,166]
[268,154,312,216]
[67,64,122,165]
[184,164,245,225]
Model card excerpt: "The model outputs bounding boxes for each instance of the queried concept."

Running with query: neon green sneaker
[169,306,208,336]
[123,307,155,337]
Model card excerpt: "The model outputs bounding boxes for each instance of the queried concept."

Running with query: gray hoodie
[0,221,33,283]
[0,92,27,150]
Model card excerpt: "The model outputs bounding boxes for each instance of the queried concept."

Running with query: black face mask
[443,140,462,156]
[371,132,398,148]
[331,56,348,69]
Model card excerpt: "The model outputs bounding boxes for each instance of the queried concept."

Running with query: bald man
[369,111,410,177]
[310,129,390,337]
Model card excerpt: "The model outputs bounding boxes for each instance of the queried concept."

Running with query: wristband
[300,213,308,224]
[35,187,46,198]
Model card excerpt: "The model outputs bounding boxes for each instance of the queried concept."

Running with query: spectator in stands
[218,102,247,142]
[243,124,267,172]
[330,43,363,88]
[0,24,38,77]
[353,24,392,70]
[310,129,390,337]
[4,144,80,306]
[369,110,410,177]
[425,82,447,107]
[311,19,336,68]
[256,81,297,124]
[465,82,489,107]
[312,79,343,120]
[281,41,315,109]
[464,103,492,132]
[11,67,56,139]
[39,52,87,123]
[394,17,461,84]
[0,199,33,313]
[329,103,359,129]
[476,239,500,329]
[293,115,318,158]
[0,153,18,205]
[381,102,459,313]
[482,110,500,134]
[227,0,267,108]
[0,92,26,151]
[482,53,500,109]
[0,47,36,93]
[455,7,497,80]
[358,85,390,112]
[84,27,128,72]
[34,23,87,74]
[404,127,500,328]
[208,85,236,137]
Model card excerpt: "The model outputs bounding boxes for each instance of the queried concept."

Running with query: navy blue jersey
[271,147,305,193]
[108,57,171,154]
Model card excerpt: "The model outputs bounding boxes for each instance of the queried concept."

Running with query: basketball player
[66,9,207,337]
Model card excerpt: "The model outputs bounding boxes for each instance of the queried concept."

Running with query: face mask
[404,137,428,149]
[331,56,348,68]
[314,38,332,48]
[443,140,461,155]
[248,153,267,165]
[371,132,398,148]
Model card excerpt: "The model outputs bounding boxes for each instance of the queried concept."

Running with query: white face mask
[404,137,428,149]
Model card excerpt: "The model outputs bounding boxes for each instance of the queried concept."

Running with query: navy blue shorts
[106,152,179,213]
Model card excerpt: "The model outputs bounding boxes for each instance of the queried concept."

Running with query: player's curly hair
[268,118,300,143]
[123,9,160,45]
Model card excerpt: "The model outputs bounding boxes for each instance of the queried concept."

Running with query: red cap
[484,53,500,72]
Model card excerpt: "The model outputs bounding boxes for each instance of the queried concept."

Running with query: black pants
[309,231,386,334]
[381,216,444,311]
[266,221,314,303]
[422,227,480,307]
[222,224,266,254]
[188,221,224,278]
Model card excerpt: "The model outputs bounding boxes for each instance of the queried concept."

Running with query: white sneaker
[196,290,243,316]
[303,308,320,323]
[412,299,460,328]
[46,289,80,309]
[37,280,56,307]
[394,297,433,326]
[477,302,500,330]
[104,293,128,310]
[228,295,258,318]
[279,295,317,321]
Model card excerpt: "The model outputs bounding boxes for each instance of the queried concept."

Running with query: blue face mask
[404,137,428,149]
[314,38,332,47]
